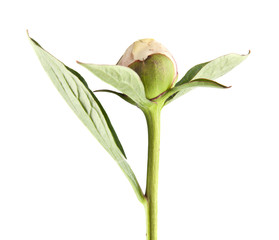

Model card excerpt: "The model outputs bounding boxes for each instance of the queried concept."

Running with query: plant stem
[143,104,162,240]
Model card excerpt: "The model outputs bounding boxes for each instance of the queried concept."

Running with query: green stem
[143,103,162,240]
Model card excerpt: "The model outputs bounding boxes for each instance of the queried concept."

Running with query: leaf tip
[245,50,251,56]
[76,61,89,68]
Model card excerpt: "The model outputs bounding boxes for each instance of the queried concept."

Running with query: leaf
[94,89,137,106]
[176,51,250,86]
[28,33,145,203]
[164,79,230,105]
[176,62,209,86]
[77,62,153,109]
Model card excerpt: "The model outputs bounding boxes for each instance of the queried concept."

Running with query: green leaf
[176,62,209,86]
[176,51,250,86]
[28,34,145,203]
[77,62,153,109]
[164,79,230,105]
[94,89,137,106]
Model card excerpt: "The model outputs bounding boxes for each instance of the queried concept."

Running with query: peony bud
[117,39,178,99]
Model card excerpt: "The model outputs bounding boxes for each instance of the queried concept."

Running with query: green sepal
[128,54,176,99]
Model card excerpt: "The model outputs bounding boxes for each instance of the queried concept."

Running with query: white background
[0,0,278,239]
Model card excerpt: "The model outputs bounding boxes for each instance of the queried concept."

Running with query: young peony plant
[29,33,249,240]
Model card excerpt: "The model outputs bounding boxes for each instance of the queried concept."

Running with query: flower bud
[117,39,178,99]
